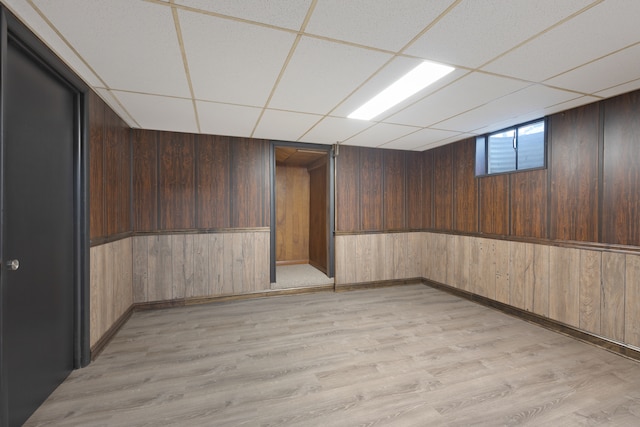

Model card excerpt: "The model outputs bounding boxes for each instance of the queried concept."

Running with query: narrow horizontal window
[475,118,546,177]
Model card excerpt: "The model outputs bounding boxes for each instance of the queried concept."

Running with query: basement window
[475,118,546,176]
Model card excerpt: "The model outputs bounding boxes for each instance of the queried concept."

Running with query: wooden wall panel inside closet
[309,161,328,272]
[276,165,310,264]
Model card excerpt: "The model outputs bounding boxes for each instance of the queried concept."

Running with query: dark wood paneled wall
[158,132,196,230]
[433,145,453,230]
[89,91,105,239]
[451,139,477,233]
[90,86,640,249]
[132,129,158,232]
[549,103,600,242]
[602,91,640,246]
[510,169,547,238]
[309,161,328,272]
[421,89,640,247]
[336,146,426,232]
[360,148,383,231]
[196,135,230,229]
[231,138,270,228]
[422,151,434,229]
[406,153,423,230]
[89,91,131,241]
[131,130,270,232]
[334,88,640,248]
[336,146,360,231]
[479,174,509,235]
[383,150,406,230]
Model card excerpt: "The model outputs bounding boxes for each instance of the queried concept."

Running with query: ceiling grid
[4,0,638,150]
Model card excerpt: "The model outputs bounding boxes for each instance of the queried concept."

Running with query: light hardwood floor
[26,285,640,426]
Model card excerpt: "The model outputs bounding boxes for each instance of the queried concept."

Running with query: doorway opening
[270,142,334,289]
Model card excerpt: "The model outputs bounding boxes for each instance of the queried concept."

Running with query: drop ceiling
[3,0,639,151]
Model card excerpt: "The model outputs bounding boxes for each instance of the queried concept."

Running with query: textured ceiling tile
[2,0,103,87]
[180,10,296,106]
[300,116,373,145]
[414,132,476,151]
[406,0,594,68]
[387,72,530,127]
[95,88,137,127]
[482,0,640,82]
[252,110,323,142]
[9,0,640,150]
[333,57,466,119]
[306,0,454,51]
[595,80,640,100]
[33,0,190,97]
[197,101,262,138]
[545,43,640,94]
[382,128,462,150]
[342,123,421,148]
[114,91,198,134]
[541,95,601,117]
[269,36,392,115]
[436,85,579,133]
[175,0,312,30]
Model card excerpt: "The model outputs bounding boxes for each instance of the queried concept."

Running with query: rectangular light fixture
[348,61,454,121]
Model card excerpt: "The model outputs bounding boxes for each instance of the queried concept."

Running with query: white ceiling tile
[306,0,454,51]
[595,79,640,99]
[252,110,323,141]
[9,0,640,151]
[483,0,640,82]
[95,88,138,127]
[115,91,198,134]
[546,43,640,94]
[542,95,601,116]
[343,123,421,148]
[380,128,461,150]
[300,117,373,145]
[175,0,312,30]
[269,36,392,114]
[333,57,467,118]
[472,114,542,136]
[180,10,296,106]
[2,0,103,87]
[416,133,476,151]
[197,101,262,138]
[32,0,190,97]
[436,85,579,133]
[387,72,530,127]
[406,0,593,69]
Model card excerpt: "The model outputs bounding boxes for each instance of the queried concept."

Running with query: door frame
[270,141,335,283]
[0,7,90,423]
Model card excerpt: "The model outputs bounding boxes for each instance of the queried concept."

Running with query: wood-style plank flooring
[26,285,640,426]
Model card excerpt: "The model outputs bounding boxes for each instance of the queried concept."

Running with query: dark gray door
[1,38,76,426]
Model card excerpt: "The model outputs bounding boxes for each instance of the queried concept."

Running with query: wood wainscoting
[90,230,640,363]
[422,231,640,351]
[90,238,133,348]
[335,232,423,286]
[132,230,270,303]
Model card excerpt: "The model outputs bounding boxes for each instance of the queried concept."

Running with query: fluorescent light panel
[348,61,455,121]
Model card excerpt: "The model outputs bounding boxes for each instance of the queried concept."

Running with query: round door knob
[6,259,19,271]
